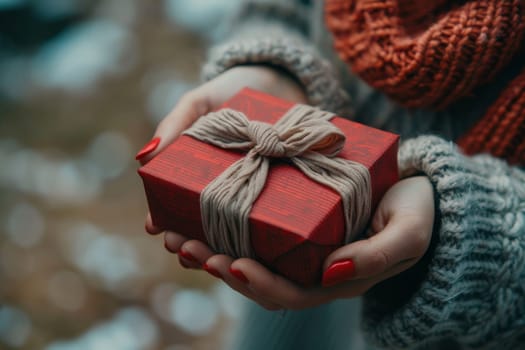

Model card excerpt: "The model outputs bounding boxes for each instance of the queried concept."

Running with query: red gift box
[139,88,399,286]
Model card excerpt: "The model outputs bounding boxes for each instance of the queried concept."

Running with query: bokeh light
[5,201,45,248]
[0,1,242,349]
[0,306,32,348]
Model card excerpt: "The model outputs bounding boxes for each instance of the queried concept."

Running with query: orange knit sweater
[325,0,525,164]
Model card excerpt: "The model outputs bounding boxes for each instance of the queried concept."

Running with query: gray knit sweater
[202,1,525,349]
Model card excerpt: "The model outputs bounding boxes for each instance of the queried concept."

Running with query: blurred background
[0,0,246,349]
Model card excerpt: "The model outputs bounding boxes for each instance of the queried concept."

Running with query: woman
[137,1,525,349]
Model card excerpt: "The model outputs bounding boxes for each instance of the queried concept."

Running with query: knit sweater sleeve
[202,0,351,115]
[362,135,525,349]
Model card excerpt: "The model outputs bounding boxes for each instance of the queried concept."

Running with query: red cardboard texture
[139,88,399,286]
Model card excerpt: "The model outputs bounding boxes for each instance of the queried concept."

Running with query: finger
[205,255,282,310]
[138,90,212,164]
[164,231,188,253]
[178,254,200,270]
[179,239,215,265]
[230,259,332,310]
[164,232,200,269]
[353,256,420,294]
[145,213,163,235]
[329,257,419,299]
[323,215,430,286]
[156,91,211,144]
[169,238,211,270]
[369,176,434,236]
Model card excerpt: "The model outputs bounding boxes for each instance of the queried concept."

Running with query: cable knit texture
[324,0,525,164]
[202,14,352,115]
[458,66,525,165]
[325,0,525,108]
[201,0,525,349]
[362,135,525,349]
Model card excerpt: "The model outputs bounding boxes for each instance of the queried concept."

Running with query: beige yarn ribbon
[183,104,371,258]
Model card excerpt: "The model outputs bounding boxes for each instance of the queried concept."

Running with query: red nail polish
[203,263,222,279]
[322,259,355,287]
[178,255,190,269]
[179,250,197,263]
[229,268,249,284]
[135,137,161,160]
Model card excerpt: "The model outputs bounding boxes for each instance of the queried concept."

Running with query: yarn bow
[184,104,371,258]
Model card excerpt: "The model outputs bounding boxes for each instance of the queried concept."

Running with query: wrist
[228,64,308,104]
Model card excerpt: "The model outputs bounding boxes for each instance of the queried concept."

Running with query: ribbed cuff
[202,23,352,116]
[362,135,525,349]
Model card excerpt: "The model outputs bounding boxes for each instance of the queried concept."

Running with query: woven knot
[183,103,371,260]
[247,121,288,157]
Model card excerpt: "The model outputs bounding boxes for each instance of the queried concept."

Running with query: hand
[137,65,308,165]
[138,65,308,264]
[164,176,435,310]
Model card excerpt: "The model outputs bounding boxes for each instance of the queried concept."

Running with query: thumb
[136,90,212,165]
[321,214,429,287]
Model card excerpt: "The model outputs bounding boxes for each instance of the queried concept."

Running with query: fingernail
[229,267,248,284]
[179,249,198,263]
[178,255,191,269]
[322,259,355,287]
[203,263,222,279]
[135,137,161,160]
